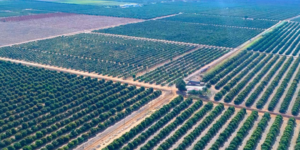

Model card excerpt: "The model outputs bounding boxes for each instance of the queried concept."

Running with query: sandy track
[227,53,274,105]
[273,62,300,113]
[287,85,300,115]
[256,117,276,150]
[269,24,300,53]
[136,46,202,77]
[262,58,295,111]
[290,120,300,149]
[199,96,300,120]
[240,115,263,149]
[136,101,197,150]
[0,57,174,91]
[217,53,267,103]
[76,91,176,150]
[186,107,226,150]
[185,20,283,81]
[290,35,300,56]
[287,15,300,21]
[275,25,300,54]
[176,21,266,30]
[219,112,250,149]
[93,32,232,49]
[204,110,239,150]
[240,56,281,107]
[283,31,300,55]
[271,118,288,149]
[151,101,200,150]
[251,57,289,108]
[170,106,213,150]
[2,56,300,120]
[150,13,180,21]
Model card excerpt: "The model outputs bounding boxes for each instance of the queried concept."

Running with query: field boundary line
[149,13,180,20]
[0,57,174,91]
[92,32,233,49]
[136,46,202,76]
[195,13,280,22]
[163,20,266,30]
[77,91,176,150]
[197,96,300,120]
[184,20,284,81]
[287,14,300,21]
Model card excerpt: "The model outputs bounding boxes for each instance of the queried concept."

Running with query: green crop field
[96,20,262,47]
[0,1,51,17]
[2,0,299,20]
[162,14,278,29]
[1,0,300,150]
[201,3,300,20]
[0,61,161,150]
[0,33,196,78]
[136,47,230,86]
[203,50,300,116]
[248,22,300,56]
[0,0,231,19]
[38,0,128,6]
[292,17,300,22]
[104,99,300,150]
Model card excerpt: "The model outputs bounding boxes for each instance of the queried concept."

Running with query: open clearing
[0,13,142,46]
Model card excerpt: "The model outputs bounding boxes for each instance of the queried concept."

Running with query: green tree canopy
[176,79,187,91]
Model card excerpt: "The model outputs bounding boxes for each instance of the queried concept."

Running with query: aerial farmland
[1,0,300,150]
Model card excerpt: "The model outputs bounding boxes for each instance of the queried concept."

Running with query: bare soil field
[0,14,143,46]
[0,12,76,22]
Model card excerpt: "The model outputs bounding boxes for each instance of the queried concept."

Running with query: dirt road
[94,32,231,49]
[0,57,174,91]
[185,20,284,81]
[78,90,176,150]
[199,96,300,120]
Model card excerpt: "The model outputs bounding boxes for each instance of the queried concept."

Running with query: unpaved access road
[1,55,299,120]
[79,91,176,150]
[200,96,300,120]
[0,57,174,91]
[185,20,283,81]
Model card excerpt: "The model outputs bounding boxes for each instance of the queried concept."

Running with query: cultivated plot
[204,51,300,116]
[0,13,142,46]
[0,33,196,78]
[0,61,162,150]
[103,100,300,150]
[96,20,262,48]
[248,22,300,56]
[162,13,278,29]
[0,0,50,18]
[38,0,128,6]
[0,0,231,19]
[136,47,230,86]
[201,4,300,20]
[0,12,76,22]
